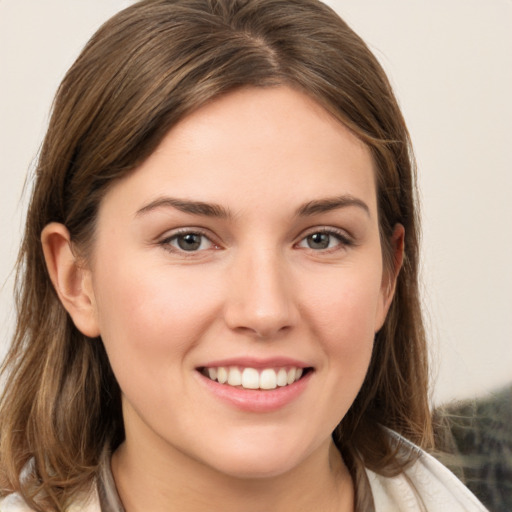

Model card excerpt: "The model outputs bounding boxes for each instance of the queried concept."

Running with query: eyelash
[159,228,219,256]
[158,227,353,255]
[295,228,353,253]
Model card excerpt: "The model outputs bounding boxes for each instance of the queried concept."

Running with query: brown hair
[0,0,432,510]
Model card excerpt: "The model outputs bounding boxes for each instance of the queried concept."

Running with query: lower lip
[197,371,312,413]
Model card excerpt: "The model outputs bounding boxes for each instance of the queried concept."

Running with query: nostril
[234,323,293,339]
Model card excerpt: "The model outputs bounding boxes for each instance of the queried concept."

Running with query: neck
[111,436,354,512]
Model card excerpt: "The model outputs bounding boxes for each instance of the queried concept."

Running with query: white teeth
[276,368,288,387]
[286,368,296,385]
[242,368,260,389]
[204,366,306,390]
[217,367,228,384]
[260,369,277,390]
[227,366,242,386]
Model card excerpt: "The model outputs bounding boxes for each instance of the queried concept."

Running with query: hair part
[0,1,431,510]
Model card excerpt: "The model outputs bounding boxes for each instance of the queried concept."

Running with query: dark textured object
[434,385,512,512]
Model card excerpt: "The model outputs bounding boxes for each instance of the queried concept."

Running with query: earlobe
[41,222,100,338]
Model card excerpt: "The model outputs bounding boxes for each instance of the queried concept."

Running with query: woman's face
[84,86,398,478]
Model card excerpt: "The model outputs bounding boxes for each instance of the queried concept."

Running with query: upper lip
[198,357,312,369]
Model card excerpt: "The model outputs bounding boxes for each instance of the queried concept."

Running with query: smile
[200,366,307,390]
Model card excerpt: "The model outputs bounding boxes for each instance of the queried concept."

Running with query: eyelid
[158,227,222,255]
[295,226,354,250]
[156,226,354,255]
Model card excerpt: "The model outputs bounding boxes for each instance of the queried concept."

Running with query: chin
[208,454,302,480]
[195,432,322,480]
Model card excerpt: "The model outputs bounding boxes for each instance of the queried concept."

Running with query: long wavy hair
[0,0,432,510]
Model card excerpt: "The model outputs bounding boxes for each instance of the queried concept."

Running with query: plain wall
[1,0,511,404]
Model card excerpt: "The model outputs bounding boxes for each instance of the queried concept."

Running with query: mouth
[198,366,312,391]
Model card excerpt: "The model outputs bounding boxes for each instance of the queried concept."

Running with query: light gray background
[1,0,511,404]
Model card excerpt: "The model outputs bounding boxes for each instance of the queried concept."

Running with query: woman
[0,0,488,510]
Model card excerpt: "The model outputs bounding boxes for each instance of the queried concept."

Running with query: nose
[223,247,298,339]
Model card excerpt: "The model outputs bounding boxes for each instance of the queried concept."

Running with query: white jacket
[366,446,488,511]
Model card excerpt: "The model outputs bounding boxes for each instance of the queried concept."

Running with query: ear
[41,222,100,338]
[374,223,405,332]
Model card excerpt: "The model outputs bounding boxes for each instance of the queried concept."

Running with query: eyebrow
[135,194,370,219]
[136,197,231,218]
[295,195,370,217]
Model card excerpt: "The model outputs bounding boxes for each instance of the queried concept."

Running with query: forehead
[99,86,377,220]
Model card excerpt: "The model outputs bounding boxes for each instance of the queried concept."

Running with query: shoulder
[365,432,489,511]
[0,487,100,512]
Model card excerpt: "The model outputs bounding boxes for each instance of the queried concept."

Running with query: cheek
[91,256,221,376]
[303,264,385,343]
[321,287,376,377]
[300,262,384,395]
[91,264,222,427]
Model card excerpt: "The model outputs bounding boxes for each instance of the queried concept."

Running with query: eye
[161,231,215,253]
[297,229,351,251]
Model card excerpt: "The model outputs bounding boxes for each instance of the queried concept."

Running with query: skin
[42,86,403,512]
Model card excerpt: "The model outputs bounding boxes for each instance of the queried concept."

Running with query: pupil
[178,233,201,251]
[308,233,329,249]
